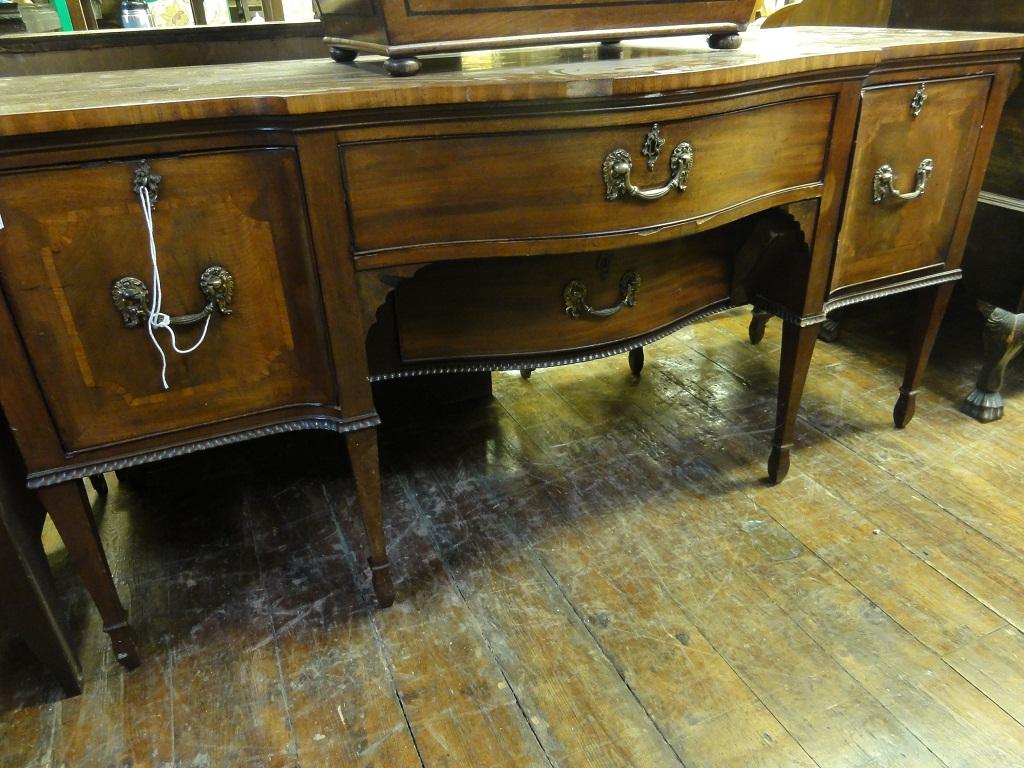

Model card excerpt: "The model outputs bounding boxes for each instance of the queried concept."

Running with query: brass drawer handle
[873,159,934,204]
[564,271,641,319]
[603,142,694,201]
[112,265,234,329]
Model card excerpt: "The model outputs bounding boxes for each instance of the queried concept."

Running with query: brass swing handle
[564,271,641,319]
[603,142,694,201]
[111,265,234,329]
[873,159,934,204]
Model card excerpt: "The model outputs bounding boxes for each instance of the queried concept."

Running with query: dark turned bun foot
[708,32,743,50]
[329,46,358,63]
[384,56,421,76]
[628,347,644,377]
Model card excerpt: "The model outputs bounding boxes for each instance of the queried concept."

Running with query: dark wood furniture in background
[0,28,1020,678]
[319,0,757,75]
[0,21,324,76]
[0,420,82,696]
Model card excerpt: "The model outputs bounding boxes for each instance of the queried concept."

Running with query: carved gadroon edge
[750,298,826,328]
[369,301,738,382]
[822,270,962,314]
[132,159,162,207]
[751,271,964,327]
[26,415,381,489]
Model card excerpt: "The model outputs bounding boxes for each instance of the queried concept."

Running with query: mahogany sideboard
[0,27,1021,672]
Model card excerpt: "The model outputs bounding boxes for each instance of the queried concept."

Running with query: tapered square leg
[628,346,645,377]
[0,462,83,695]
[36,481,139,669]
[768,321,820,484]
[345,428,395,608]
[894,283,955,429]
[749,308,772,345]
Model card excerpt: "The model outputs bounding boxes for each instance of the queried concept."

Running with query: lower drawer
[393,225,748,363]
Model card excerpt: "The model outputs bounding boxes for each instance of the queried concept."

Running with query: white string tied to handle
[138,185,212,390]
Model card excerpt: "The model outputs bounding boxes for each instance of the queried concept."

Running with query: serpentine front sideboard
[1,27,1021,671]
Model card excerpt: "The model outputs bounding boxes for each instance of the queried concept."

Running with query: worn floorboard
[2,296,1024,768]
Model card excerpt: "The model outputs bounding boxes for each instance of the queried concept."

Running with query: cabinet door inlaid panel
[831,76,991,291]
[0,149,334,452]
[341,96,833,256]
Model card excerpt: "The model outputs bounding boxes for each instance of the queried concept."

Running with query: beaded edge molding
[368,301,739,382]
[822,269,962,314]
[27,415,381,489]
[751,298,825,327]
[751,270,964,327]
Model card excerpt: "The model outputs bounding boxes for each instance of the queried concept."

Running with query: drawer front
[0,149,334,452]
[831,76,991,291]
[393,224,747,363]
[342,96,832,256]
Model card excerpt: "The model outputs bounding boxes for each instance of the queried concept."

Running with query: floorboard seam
[503,367,828,767]
[939,654,1024,730]
[533,554,690,768]
[320,479,428,768]
[627,543,827,768]
[371,616,428,768]
[167,638,175,768]
[802,417,1024,565]
[741,549,956,768]
[799,418,1024,635]
[243,485,303,768]
[393,471,558,768]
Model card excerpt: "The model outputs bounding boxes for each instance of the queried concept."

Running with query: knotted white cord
[138,186,212,390]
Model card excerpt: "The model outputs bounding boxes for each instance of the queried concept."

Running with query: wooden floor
[2,296,1024,768]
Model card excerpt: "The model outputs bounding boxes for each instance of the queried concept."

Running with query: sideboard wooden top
[1,27,1022,137]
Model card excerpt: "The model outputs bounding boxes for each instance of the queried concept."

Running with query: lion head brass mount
[112,265,234,329]
[603,124,694,202]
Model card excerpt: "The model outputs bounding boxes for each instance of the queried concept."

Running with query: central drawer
[341,96,833,256]
[393,224,748,363]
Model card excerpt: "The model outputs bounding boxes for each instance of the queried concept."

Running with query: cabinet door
[0,149,335,452]
[831,76,991,291]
